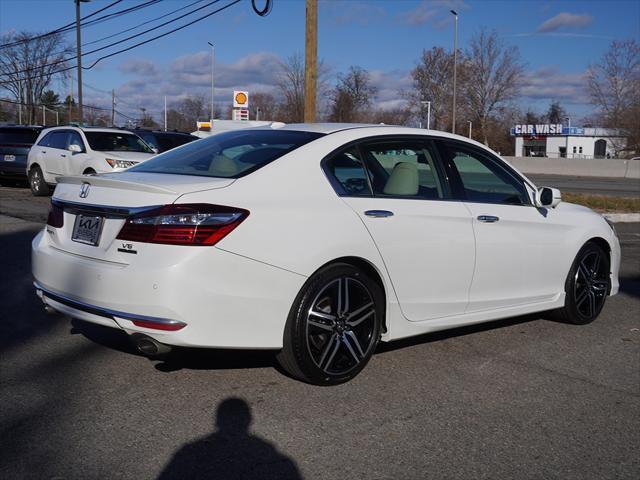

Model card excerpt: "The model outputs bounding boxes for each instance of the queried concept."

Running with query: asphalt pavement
[528,174,639,198]
[0,187,639,480]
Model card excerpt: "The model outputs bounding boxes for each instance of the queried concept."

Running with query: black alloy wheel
[278,263,383,385]
[555,242,610,325]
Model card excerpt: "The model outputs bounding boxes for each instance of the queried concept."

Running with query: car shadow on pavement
[69,318,278,372]
[376,313,542,354]
[157,397,302,480]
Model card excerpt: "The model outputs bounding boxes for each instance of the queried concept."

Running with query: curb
[602,213,640,223]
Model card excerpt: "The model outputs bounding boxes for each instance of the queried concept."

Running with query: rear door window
[324,147,372,196]
[360,139,448,199]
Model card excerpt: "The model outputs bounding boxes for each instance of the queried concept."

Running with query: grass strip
[563,192,640,213]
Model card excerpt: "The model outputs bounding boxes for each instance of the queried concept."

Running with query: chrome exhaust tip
[130,333,172,357]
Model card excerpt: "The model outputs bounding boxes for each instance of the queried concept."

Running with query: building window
[579,146,583,154]
[573,146,577,154]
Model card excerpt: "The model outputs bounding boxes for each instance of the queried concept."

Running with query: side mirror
[68,144,82,154]
[535,187,561,208]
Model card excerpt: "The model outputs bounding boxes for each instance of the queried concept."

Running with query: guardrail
[503,156,640,179]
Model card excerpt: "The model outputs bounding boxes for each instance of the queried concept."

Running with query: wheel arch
[311,255,389,333]
[583,236,612,263]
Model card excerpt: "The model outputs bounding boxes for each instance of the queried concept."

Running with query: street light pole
[207,42,215,121]
[75,0,90,125]
[450,9,458,134]
[468,121,472,138]
[420,100,431,129]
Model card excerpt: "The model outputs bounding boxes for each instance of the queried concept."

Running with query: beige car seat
[383,161,419,195]
[208,153,238,176]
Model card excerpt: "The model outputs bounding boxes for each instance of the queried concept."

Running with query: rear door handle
[477,215,499,223]
[365,210,394,218]
[41,150,46,154]
[60,154,67,158]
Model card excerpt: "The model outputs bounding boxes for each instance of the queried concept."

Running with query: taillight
[47,202,64,228]
[116,204,249,246]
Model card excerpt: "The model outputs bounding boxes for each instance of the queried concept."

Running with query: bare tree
[328,66,377,122]
[275,53,331,122]
[587,39,640,154]
[463,28,524,145]
[251,92,277,120]
[276,53,305,122]
[0,31,71,124]
[408,47,455,130]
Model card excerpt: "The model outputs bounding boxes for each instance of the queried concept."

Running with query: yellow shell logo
[235,92,247,105]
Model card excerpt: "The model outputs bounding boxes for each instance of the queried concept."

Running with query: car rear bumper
[32,229,306,349]
[0,160,27,178]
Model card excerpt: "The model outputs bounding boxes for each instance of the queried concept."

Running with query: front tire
[555,242,610,325]
[277,263,383,385]
[29,166,49,196]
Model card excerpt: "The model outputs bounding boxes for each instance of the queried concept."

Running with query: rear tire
[29,166,49,196]
[277,263,383,385]
[553,242,610,325]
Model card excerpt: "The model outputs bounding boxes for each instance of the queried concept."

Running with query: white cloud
[118,59,159,76]
[520,66,589,106]
[397,0,469,28]
[537,12,593,33]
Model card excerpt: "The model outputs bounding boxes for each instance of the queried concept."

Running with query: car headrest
[208,154,239,176]
[383,162,419,196]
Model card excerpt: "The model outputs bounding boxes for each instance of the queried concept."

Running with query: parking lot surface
[0,187,639,479]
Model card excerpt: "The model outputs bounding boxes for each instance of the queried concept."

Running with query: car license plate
[72,215,104,246]
[3,154,15,162]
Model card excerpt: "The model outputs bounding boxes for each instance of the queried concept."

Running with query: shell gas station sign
[233,91,249,109]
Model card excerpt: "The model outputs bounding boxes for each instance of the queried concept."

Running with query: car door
[43,131,70,176]
[325,137,476,322]
[437,140,572,312]
[64,130,88,175]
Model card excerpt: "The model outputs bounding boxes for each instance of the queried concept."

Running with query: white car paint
[32,124,621,352]
[27,126,156,185]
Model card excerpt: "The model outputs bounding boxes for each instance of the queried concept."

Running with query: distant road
[528,174,639,198]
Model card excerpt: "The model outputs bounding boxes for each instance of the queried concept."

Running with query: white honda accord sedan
[32,124,620,385]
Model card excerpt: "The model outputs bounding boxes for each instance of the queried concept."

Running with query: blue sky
[1,0,639,123]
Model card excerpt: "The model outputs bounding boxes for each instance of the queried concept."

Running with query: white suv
[27,126,156,196]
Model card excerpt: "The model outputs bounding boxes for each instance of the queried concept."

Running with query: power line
[2,0,221,77]
[0,0,242,85]
[0,0,124,49]
[84,0,208,48]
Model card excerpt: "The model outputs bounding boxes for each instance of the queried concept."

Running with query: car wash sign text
[510,124,563,136]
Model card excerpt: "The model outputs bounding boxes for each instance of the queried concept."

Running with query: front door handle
[41,150,46,154]
[60,154,67,158]
[365,210,394,218]
[477,215,499,223]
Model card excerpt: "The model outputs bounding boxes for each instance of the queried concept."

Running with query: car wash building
[511,124,627,158]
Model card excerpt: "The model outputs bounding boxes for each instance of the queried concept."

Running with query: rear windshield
[0,128,41,144]
[128,129,323,178]
[84,131,153,153]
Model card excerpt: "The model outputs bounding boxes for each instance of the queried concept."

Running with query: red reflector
[47,202,64,228]
[132,319,186,331]
[117,203,249,246]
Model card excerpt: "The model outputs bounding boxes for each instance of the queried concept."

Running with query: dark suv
[0,125,43,184]
[127,129,198,153]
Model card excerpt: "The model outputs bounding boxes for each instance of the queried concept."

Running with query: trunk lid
[50,172,236,262]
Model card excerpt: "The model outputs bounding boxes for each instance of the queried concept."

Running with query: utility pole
[468,121,472,138]
[75,0,90,125]
[69,75,73,123]
[111,89,115,126]
[164,96,167,131]
[304,0,317,123]
[207,42,215,121]
[450,9,458,134]
[42,105,46,125]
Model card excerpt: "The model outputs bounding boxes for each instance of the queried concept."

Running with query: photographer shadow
[158,398,302,480]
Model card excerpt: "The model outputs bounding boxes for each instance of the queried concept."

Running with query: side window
[443,142,529,205]
[38,132,53,147]
[67,131,85,152]
[360,140,446,199]
[49,131,69,150]
[324,147,372,196]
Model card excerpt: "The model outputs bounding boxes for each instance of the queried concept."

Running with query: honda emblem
[79,182,91,199]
